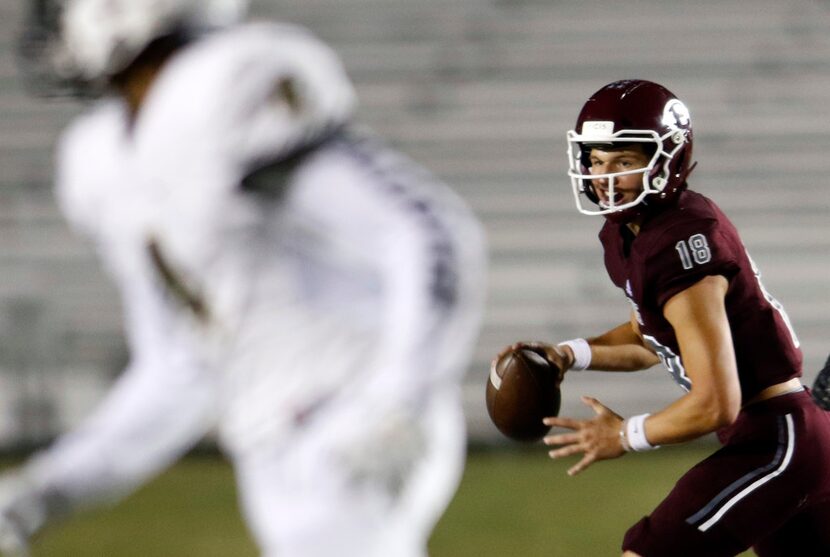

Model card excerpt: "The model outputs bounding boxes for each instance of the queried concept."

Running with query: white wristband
[625,413,659,452]
[558,338,591,371]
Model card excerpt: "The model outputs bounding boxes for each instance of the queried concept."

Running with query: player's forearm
[585,342,659,372]
[580,321,659,372]
[377,200,485,397]
[588,321,642,346]
[640,389,738,446]
[22,360,217,511]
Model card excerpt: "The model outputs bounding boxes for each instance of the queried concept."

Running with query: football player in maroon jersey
[508,80,830,556]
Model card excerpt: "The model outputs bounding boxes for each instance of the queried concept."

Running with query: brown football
[486,347,561,442]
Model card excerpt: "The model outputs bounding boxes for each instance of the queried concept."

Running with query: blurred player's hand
[335,406,426,499]
[0,475,48,557]
[0,519,28,557]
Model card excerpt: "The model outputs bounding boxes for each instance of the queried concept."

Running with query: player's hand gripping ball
[486,347,562,442]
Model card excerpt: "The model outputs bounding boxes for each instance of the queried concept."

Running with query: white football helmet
[19,0,248,90]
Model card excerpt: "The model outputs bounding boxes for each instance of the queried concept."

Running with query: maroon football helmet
[566,79,695,223]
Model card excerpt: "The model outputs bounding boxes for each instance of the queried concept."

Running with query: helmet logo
[662,100,690,130]
[580,120,615,137]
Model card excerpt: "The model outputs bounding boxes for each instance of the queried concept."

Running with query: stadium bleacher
[0,0,828,444]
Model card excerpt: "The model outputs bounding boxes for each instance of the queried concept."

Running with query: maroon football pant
[622,388,830,556]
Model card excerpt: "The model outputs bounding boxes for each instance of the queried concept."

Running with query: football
[486,347,561,442]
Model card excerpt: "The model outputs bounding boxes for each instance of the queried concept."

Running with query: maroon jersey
[599,190,802,401]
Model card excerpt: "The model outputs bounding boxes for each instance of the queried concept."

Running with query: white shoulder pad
[134,22,356,179]
[55,100,129,238]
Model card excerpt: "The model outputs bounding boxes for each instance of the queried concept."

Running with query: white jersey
[30,22,486,547]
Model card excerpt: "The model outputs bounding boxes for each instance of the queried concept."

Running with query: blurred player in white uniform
[0,1,486,555]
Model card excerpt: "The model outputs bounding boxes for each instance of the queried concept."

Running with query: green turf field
[15,444,754,556]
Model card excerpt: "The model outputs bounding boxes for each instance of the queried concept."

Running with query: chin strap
[678,160,698,184]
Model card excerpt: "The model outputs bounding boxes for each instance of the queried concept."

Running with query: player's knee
[622,552,642,557]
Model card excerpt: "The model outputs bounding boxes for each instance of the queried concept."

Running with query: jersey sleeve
[54,123,98,238]
[647,216,743,309]
[131,23,356,276]
[136,22,355,186]
[54,101,125,240]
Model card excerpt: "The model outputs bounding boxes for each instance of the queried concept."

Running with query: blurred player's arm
[299,152,486,488]
[0,276,219,553]
[368,190,486,407]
